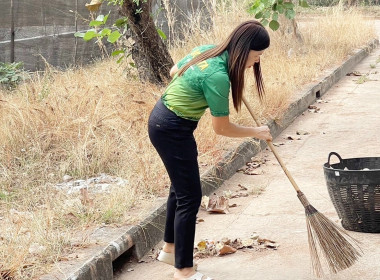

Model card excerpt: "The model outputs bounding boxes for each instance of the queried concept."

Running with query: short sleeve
[202,72,230,117]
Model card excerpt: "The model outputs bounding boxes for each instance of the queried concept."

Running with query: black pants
[148,99,201,269]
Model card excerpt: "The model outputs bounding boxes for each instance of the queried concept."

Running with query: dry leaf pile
[236,158,267,175]
[194,235,279,258]
[201,195,230,214]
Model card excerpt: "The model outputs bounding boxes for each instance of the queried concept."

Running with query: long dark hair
[177,20,270,112]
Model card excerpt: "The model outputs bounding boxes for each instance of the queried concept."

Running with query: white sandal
[157,251,198,270]
[185,272,213,280]
[157,250,175,265]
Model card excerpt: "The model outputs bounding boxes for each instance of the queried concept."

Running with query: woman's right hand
[211,115,273,140]
[254,125,272,141]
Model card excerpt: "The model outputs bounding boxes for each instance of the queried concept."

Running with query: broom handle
[242,96,301,193]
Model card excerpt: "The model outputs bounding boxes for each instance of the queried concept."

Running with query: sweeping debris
[194,235,279,259]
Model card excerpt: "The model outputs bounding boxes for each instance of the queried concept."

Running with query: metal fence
[0,0,210,72]
[0,0,122,71]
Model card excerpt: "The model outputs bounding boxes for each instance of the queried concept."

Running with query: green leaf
[255,12,263,19]
[95,15,105,22]
[283,2,294,8]
[269,20,280,31]
[112,49,125,56]
[285,9,295,19]
[277,4,284,13]
[249,2,265,15]
[100,28,112,37]
[129,62,136,68]
[263,10,271,19]
[117,55,125,63]
[83,30,98,41]
[261,19,269,26]
[299,0,310,7]
[115,17,128,28]
[107,30,121,43]
[157,28,167,40]
[250,0,262,9]
[103,13,110,24]
[90,20,104,27]
[272,11,279,21]
[74,32,85,38]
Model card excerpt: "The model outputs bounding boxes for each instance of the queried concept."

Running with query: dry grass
[0,3,376,279]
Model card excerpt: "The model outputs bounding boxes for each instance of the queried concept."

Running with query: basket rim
[323,156,380,172]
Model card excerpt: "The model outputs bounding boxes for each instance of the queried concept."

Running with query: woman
[148,20,272,280]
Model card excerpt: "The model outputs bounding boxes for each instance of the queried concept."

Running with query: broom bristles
[298,191,362,278]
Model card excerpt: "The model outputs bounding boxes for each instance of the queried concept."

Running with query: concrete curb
[64,39,379,280]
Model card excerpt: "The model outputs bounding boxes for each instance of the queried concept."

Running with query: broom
[242,96,362,277]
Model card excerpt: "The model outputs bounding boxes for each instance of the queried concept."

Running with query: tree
[76,0,174,85]
[119,0,174,85]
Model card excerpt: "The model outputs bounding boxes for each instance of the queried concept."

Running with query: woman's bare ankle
[174,267,196,279]
[162,242,175,254]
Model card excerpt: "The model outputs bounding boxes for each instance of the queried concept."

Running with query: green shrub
[0,62,27,89]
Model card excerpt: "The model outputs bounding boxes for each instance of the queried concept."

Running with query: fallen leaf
[217,244,237,256]
[346,71,362,76]
[296,130,310,135]
[223,190,233,199]
[206,196,229,214]
[196,218,205,223]
[200,196,210,209]
[246,162,260,168]
[197,240,207,251]
[258,238,279,249]
[133,100,145,104]
[231,193,249,198]
[241,238,255,248]
[238,184,248,190]
[221,237,231,245]
[316,99,328,103]
[244,169,264,175]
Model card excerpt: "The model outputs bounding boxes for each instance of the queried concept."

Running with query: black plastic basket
[323,152,380,233]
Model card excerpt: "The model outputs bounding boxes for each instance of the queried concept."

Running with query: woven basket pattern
[323,153,380,233]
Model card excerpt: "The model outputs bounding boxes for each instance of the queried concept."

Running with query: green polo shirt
[161,45,231,121]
